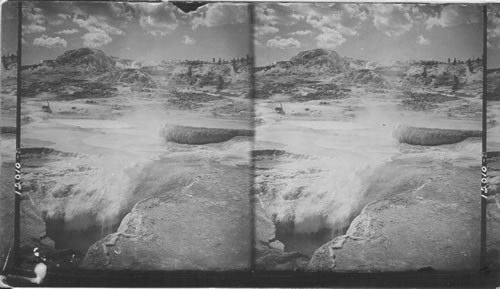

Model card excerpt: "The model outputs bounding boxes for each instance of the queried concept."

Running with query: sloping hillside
[402,60,482,88]
[260,49,349,76]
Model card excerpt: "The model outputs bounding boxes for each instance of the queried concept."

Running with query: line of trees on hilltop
[211,55,253,66]
[446,57,482,67]
[420,56,482,77]
[418,57,482,66]
[182,55,253,66]
[184,55,253,75]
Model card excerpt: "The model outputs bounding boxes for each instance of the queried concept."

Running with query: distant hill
[259,48,349,75]
[8,48,251,99]
[258,48,390,88]
[55,48,117,72]
[257,48,482,91]
[290,49,348,72]
[403,60,482,88]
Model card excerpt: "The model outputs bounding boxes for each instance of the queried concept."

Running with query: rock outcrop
[161,125,253,145]
[394,125,481,146]
[350,69,389,88]
[308,159,480,271]
[81,159,252,270]
[255,199,309,271]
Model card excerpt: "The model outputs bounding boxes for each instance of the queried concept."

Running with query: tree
[453,58,457,65]
[232,58,238,73]
[467,58,473,73]
[422,66,427,78]
[448,58,450,64]
[218,58,221,65]
[216,75,224,91]
[452,75,459,91]
[213,58,215,63]
[187,65,192,78]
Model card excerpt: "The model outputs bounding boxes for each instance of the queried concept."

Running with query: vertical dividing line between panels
[248,2,256,272]
[481,4,487,271]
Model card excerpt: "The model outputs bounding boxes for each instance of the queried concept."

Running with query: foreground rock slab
[308,159,480,271]
[81,159,251,270]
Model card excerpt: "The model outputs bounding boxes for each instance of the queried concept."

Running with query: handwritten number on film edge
[14,150,21,196]
[481,154,488,199]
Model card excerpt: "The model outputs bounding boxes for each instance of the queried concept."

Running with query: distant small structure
[275,102,285,114]
[42,101,52,113]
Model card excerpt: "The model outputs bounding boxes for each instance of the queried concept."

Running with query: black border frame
[4,1,498,287]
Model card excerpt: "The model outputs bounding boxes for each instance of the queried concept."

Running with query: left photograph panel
[1,1,252,273]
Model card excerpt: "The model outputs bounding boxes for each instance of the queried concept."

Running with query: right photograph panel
[254,3,484,271]
[487,4,500,271]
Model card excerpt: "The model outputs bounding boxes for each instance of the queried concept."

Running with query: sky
[1,2,250,65]
[255,3,483,66]
[488,4,500,68]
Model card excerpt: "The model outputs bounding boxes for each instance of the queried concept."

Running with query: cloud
[425,5,480,30]
[257,3,366,40]
[130,3,179,36]
[370,4,413,37]
[58,13,71,20]
[488,8,500,48]
[191,3,247,29]
[49,19,65,26]
[49,13,70,26]
[266,36,301,49]
[340,3,369,22]
[255,5,279,25]
[24,6,46,26]
[306,12,342,30]
[81,28,112,48]
[290,30,313,36]
[56,29,80,35]
[33,34,67,48]
[23,23,46,34]
[255,25,279,38]
[182,35,196,45]
[416,35,430,45]
[290,13,304,21]
[73,15,124,35]
[139,15,178,36]
[315,27,346,49]
[73,14,123,48]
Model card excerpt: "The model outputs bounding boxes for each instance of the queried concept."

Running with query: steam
[28,104,253,234]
